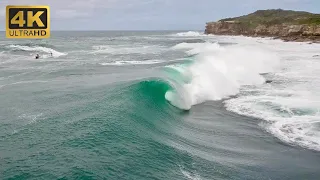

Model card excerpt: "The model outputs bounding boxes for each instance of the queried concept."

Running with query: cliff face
[205,22,320,42]
[205,9,320,42]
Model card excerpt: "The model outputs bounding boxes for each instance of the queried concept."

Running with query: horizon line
[0,29,204,32]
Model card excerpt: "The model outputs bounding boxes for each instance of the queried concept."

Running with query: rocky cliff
[205,9,320,42]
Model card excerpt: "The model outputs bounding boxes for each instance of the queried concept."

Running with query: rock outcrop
[205,9,320,42]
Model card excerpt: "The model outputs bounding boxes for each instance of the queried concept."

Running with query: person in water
[35,54,40,59]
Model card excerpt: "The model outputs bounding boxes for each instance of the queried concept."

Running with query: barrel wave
[117,42,281,112]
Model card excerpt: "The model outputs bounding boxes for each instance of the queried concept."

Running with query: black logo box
[9,8,47,29]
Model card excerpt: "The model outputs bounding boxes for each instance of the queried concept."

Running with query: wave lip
[164,41,280,110]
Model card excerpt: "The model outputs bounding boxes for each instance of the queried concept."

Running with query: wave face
[163,42,279,110]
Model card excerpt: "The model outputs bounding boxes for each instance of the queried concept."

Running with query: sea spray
[165,42,280,110]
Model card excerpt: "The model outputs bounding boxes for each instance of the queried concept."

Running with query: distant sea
[1,31,320,180]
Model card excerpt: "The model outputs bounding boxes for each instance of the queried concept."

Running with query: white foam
[173,31,206,37]
[166,42,279,110]
[168,37,320,151]
[91,45,164,55]
[222,36,320,151]
[172,42,221,55]
[8,45,66,58]
[180,167,202,180]
[0,80,49,90]
[100,60,164,66]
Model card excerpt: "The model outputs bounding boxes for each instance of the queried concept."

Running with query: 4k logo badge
[6,6,50,39]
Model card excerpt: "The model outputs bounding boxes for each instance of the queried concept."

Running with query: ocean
[1,31,320,180]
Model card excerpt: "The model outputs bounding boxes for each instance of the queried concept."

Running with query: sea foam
[173,31,205,37]
[8,45,66,58]
[222,37,320,151]
[166,42,280,110]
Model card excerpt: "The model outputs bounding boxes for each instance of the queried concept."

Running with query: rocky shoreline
[205,10,320,43]
[205,21,320,43]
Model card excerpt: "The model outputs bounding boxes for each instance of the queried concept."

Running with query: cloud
[0,0,163,19]
[1,0,117,19]
[55,10,90,19]
[1,0,317,19]
[0,8,5,17]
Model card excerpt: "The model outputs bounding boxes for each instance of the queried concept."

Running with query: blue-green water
[1,31,320,180]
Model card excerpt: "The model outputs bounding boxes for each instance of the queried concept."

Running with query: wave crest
[164,42,280,110]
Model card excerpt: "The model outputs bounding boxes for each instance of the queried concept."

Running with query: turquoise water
[1,31,320,180]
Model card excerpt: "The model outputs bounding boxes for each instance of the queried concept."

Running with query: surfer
[50,52,53,57]
[35,54,40,59]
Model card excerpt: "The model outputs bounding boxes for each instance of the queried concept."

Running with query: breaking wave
[134,42,279,110]
[124,39,320,152]
[214,37,320,151]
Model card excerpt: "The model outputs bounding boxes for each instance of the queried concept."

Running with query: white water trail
[8,45,66,58]
[173,31,206,37]
[100,60,164,66]
[91,45,164,55]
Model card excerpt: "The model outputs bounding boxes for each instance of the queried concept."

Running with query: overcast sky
[0,0,319,30]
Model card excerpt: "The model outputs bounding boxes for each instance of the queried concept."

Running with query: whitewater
[166,33,320,151]
[1,31,320,180]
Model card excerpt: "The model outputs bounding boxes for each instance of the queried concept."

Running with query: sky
[0,0,319,30]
